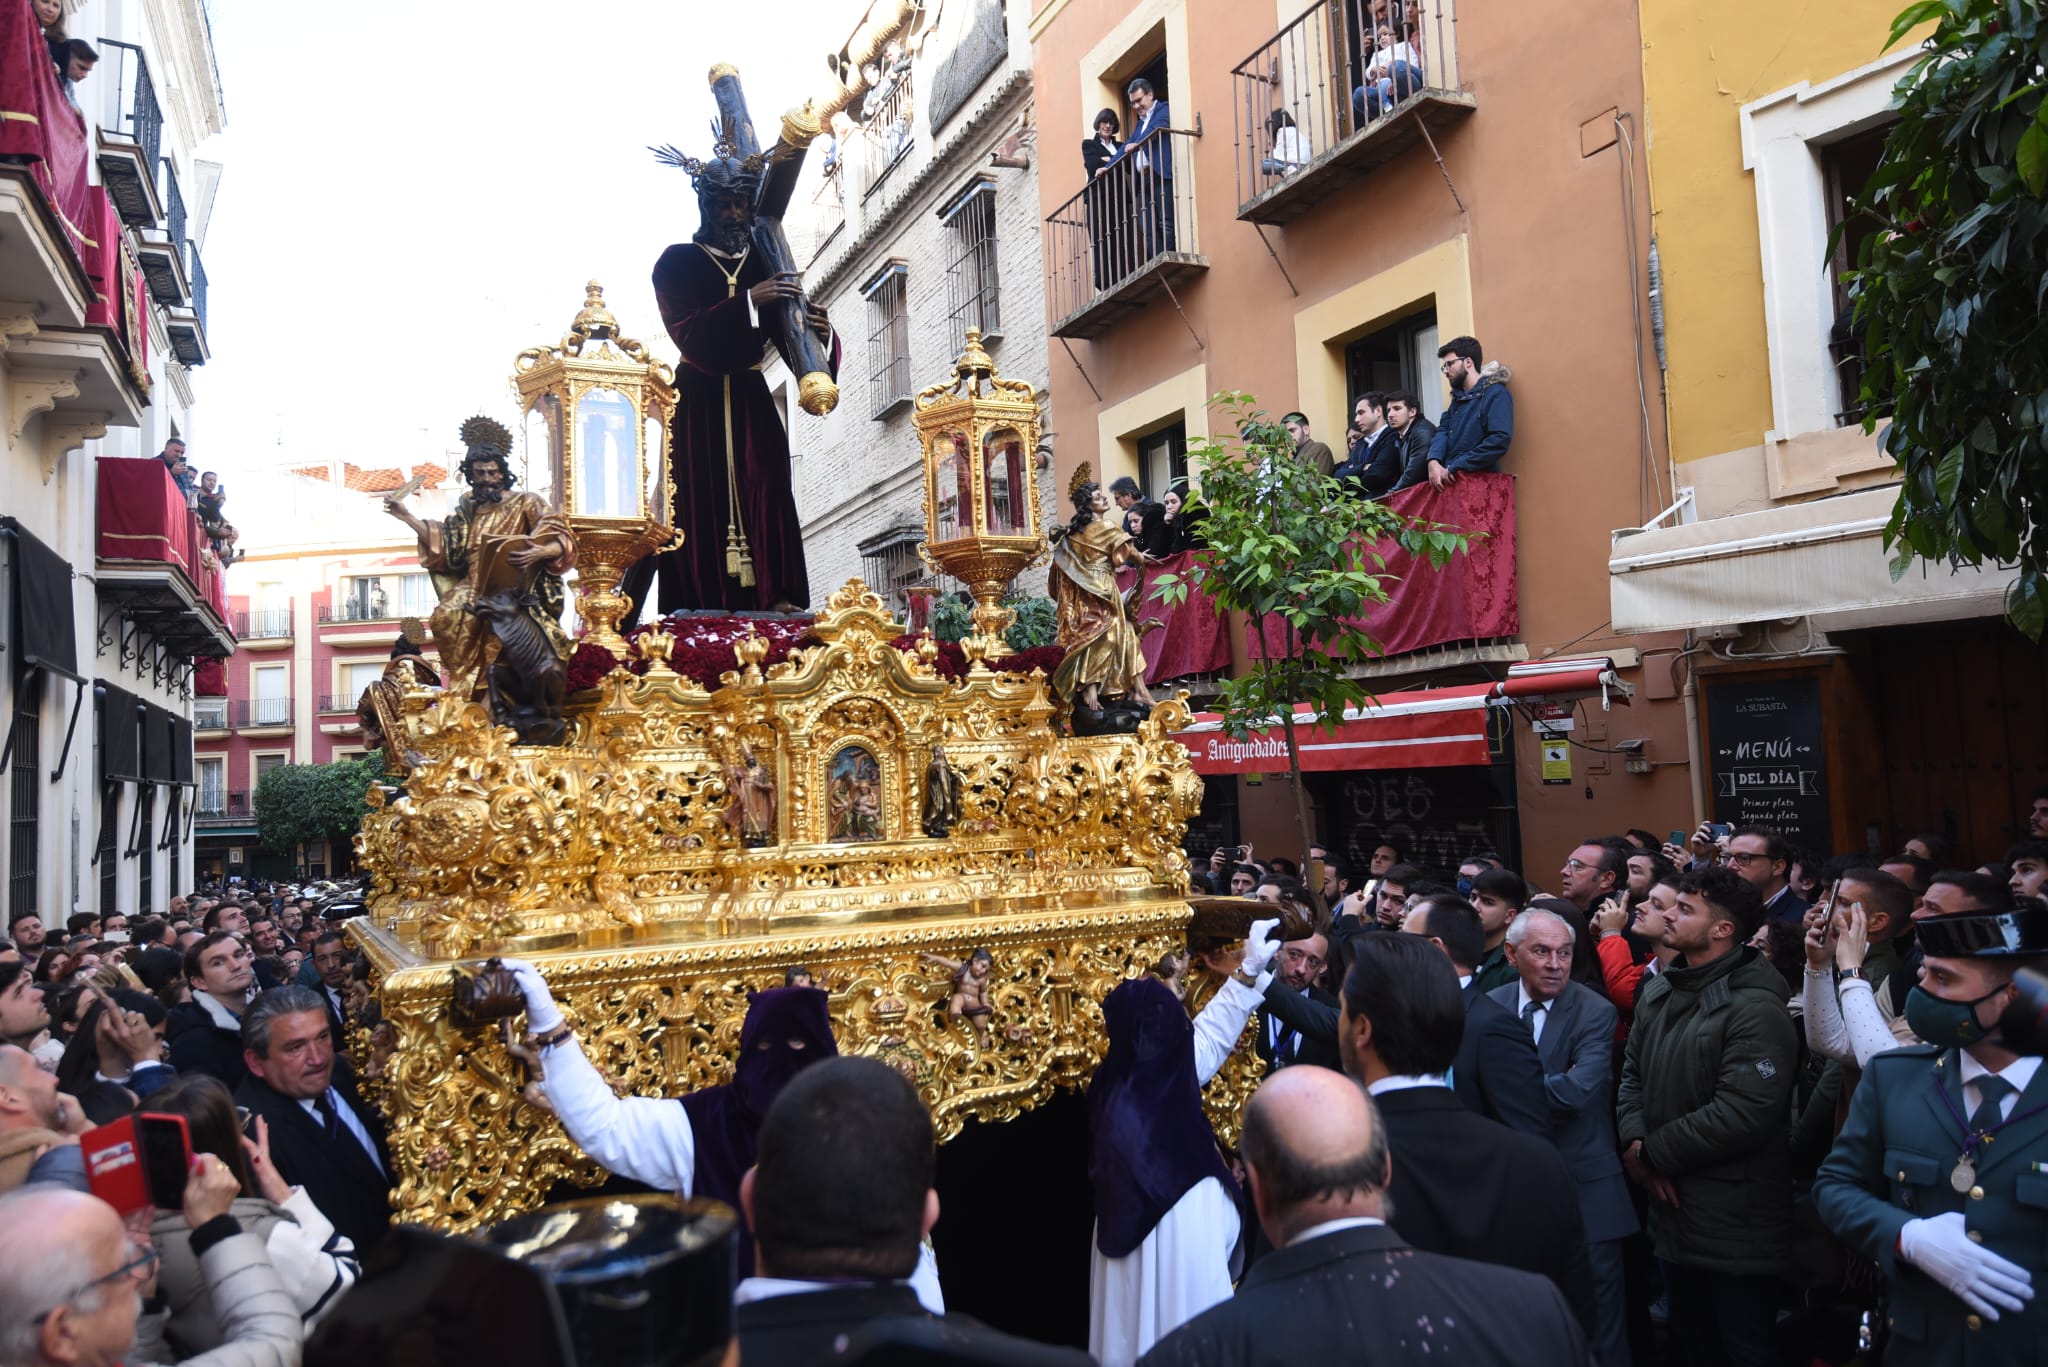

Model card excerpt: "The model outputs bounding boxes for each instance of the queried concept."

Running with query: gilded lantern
[513,282,680,657]
[914,329,1047,656]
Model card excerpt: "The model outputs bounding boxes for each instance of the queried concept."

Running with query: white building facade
[773,0,1054,615]
[1,0,227,926]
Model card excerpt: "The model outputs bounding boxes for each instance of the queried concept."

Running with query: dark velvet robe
[626,242,833,616]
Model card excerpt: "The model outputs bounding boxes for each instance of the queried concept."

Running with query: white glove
[1241,918,1281,976]
[496,958,564,1035]
[1899,1211,2033,1320]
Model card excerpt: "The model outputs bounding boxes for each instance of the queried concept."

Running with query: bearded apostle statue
[385,416,579,745]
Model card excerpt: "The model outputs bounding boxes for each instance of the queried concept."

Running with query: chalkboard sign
[1705,675,1831,851]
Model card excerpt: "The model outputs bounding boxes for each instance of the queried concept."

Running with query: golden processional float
[349,296,1251,1233]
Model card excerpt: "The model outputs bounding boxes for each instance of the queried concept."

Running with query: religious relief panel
[826,745,885,843]
[983,427,1027,535]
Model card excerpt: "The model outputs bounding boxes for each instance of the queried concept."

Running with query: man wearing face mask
[500,959,945,1310]
[1813,901,2046,1362]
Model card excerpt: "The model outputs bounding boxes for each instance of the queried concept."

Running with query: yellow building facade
[1611,3,2044,864]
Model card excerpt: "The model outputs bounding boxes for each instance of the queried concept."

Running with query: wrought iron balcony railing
[1043,128,1205,340]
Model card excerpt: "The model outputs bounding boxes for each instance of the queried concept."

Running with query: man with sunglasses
[1720,826,1808,923]
[0,1154,299,1366]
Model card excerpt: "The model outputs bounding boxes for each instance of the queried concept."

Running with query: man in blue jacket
[1110,78,1175,257]
[1415,335,1513,490]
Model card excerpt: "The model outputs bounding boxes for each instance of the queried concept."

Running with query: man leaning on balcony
[1108,78,1174,258]
[1405,335,1513,492]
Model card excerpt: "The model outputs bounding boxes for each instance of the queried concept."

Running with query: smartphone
[82,1113,192,1218]
[1704,822,1733,842]
[1667,830,1686,848]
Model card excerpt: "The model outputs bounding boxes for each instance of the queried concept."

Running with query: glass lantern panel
[574,387,640,518]
[524,394,563,504]
[645,411,668,519]
[982,427,1027,535]
[934,431,971,541]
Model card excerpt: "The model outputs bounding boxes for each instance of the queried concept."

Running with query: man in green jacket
[1617,865,1798,1367]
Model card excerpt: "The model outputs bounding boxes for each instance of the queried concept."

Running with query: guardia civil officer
[1813,898,2046,1363]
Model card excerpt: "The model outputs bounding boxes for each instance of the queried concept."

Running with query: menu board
[1705,675,1830,850]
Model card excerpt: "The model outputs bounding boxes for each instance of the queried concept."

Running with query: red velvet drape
[0,0,95,263]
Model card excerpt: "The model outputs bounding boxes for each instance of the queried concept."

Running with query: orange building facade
[1027,0,1697,878]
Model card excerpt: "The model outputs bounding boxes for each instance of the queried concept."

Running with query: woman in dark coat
[1081,109,1124,289]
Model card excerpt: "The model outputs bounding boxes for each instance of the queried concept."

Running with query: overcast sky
[195,0,850,498]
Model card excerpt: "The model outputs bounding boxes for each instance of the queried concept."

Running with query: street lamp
[914,329,1046,658]
[512,282,680,659]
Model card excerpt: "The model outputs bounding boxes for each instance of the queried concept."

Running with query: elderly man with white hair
[0,1159,301,1367]
[1488,906,1638,1367]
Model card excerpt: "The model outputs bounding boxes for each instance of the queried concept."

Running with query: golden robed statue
[385,416,580,745]
[1049,473,1156,729]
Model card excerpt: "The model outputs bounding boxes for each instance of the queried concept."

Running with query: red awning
[1170,658,1630,775]
[1173,684,1496,774]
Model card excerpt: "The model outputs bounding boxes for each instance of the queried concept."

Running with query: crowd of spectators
[1169,790,2048,1365]
[0,876,384,1365]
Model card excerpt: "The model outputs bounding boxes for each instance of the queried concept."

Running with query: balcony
[195,790,251,824]
[1115,472,1519,685]
[318,693,362,714]
[165,241,208,366]
[230,699,295,731]
[95,41,165,229]
[234,608,293,642]
[136,167,189,307]
[1231,0,1474,226]
[1045,128,1206,340]
[193,700,228,732]
[94,457,235,660]
[860,66,915,195]
[318,597,415,624]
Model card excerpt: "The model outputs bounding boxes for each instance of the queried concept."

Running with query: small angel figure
[923,948,995,1044]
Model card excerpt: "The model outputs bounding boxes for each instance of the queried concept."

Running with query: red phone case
[81,1113,191,1217]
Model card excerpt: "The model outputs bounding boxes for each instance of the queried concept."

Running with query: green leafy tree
[1151,395,1469,886]
[929,592,1056,649]
[253,756,381,870]
[1846,0,2048,637]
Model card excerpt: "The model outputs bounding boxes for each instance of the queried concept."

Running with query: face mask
[1904,983,2008,1050]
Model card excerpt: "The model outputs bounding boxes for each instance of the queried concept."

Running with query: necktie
[312,1091,340,1140]
[1522,999,1544,1042]
[1969,1075,2015,1134]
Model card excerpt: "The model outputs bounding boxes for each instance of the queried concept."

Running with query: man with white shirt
[1332,931,1597,1342]
[1489,907,1637,1367]
[1332,392,1403,499]
[735,1055,1090,1366]
[235,986,393,1254]
[309,930,352,1043]
[1814,904,2045,1365]
[1140,1063,1586,1366]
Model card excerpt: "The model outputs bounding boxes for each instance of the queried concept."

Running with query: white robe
[539,1035,946,1313]
[1087,974,1265,1366]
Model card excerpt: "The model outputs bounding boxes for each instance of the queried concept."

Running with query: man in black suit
[1253,927,1338,1074]
[1141,1065,1586,1366]
[1490,907,1639,1367]
[1333,392,1404,499]
[307,930,351,1044]
[234,985,393,1254]
[735,1055,1090,1366]
[1335,931,1598,1343]
[1401,894,1553,1138]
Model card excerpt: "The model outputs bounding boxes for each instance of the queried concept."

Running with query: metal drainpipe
[1681,651,1707,828]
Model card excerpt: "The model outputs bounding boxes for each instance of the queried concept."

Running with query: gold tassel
[726,526,743,578]
[739,553,756,589]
